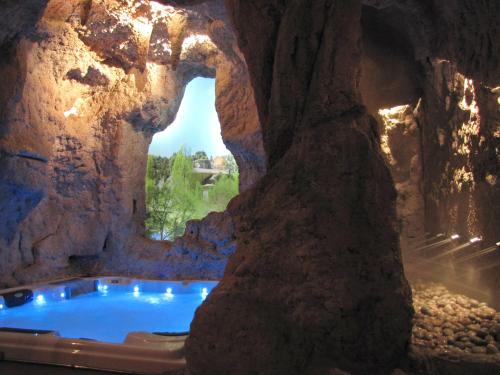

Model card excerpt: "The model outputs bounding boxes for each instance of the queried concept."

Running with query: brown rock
[186,1,412,374]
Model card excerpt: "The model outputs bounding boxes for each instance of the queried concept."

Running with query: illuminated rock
[0,0,265,286]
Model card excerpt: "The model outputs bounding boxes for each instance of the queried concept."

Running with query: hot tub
[0,277,217,374]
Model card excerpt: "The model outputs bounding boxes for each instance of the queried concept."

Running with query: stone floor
[411,282,500,364]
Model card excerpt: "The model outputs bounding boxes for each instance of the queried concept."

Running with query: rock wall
[361,0,499,307]
[378,105,426,251]
[185,1,413,374]
[0,0,265,287]
[416,61,499,247]
[360,0,499,250]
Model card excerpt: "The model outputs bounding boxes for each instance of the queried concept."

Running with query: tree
[208,173,239,212]
[193,151,208,161]
[145,146,240,240]
[167,146,200,237]
[145,156,173,240]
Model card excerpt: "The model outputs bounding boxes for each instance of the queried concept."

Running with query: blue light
[60,292,66,299]
[97,284,108,293]
[133,285,140,297]
[36,295,45,305]
[165,287,173,299]
[201,287,208,300]
[0,304,4,309]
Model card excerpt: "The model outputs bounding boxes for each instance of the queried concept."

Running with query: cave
[146,76,240,241]
[0,0,498,374]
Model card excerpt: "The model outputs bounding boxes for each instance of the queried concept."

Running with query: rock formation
[0,0,265,286]
[0,0,498,373]
[185,1,413,374]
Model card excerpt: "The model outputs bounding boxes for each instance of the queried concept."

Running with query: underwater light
[36,295,45,304]
[469,237,482,244]
[133,286,140,297]
[201,287,209,300]
[165,287,173,299]
[60,292,65,299]
[450,234,460,240]
[97,284,108,292]
[0,304,3,309]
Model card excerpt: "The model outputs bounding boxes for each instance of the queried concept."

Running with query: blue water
[0,281,217,344]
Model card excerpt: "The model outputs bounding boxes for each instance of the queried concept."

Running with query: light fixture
[165,287,173,299]
[36,295,45,304]
[0,304,4,309]
[133,285,140,297]
[60,292,66,299]
[97,284,108,293]
[496,241,500,248]
[469,237,482,244]
[201,287,209,300]
[450,234,460,240]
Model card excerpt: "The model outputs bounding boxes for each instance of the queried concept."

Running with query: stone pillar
[185,1,413,374]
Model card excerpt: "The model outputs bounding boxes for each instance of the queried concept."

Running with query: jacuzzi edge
[0,330,187,374]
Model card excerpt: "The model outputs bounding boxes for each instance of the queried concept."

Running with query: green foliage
[208,174,239,212]
[145,146,239,240]
[193,151,208,160]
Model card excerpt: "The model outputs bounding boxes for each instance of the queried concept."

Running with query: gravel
[411,283,500,362]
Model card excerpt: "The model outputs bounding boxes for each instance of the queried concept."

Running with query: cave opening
[0,0,499,374]
[145,77,239,240]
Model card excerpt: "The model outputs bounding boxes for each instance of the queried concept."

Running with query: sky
[148,77,230,158]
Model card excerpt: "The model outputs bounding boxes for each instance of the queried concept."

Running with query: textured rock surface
[186,1,413,374]
[416,62,499,248]
[361,0,499,309]
[0,0,265,287]
[0,0,499,373]
[378,105,425,251]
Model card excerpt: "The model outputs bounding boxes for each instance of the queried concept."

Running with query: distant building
[212,156,227,170]
[193,158,211,169]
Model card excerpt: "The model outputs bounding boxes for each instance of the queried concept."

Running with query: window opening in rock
[146,77,238,241]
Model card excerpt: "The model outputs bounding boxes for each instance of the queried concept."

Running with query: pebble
[485,335,495,343]
[443,328,454,337]
[454,341,466,350]
[486,344,499,354]
[476,329,489,339]
[470,336,487,346]
[468,324,481,332]
[471,346,487,354]
[421,305,433,316]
